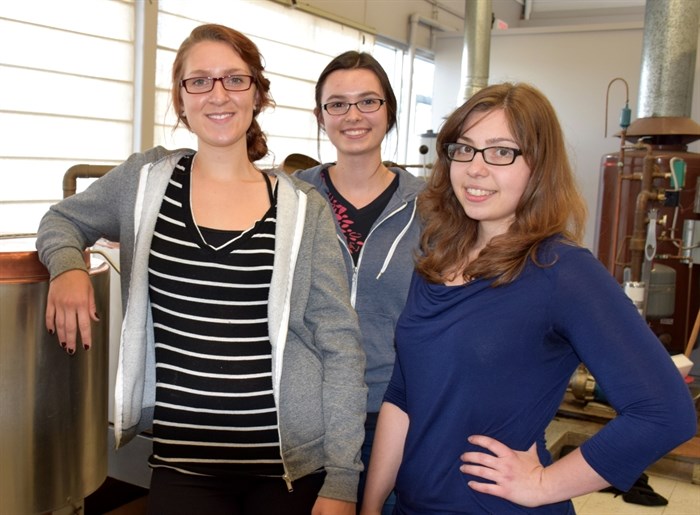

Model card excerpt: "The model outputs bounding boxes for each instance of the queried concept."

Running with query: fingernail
[48,328,54,335]
[94,312,100,321]
[83,344,91,351]
[60,342,67,349]
[67,348,75,355]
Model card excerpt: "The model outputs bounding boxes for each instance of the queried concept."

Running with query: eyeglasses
[444,143,523,166]
[322,98,386,116]
[180,75,254,94]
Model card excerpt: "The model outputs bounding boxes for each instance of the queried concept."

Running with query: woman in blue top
[296,51,424,514]
[361,82,697,514]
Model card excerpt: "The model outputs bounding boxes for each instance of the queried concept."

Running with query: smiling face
[180,40,257,153]
[449,108,532,242]
[318,68,388,159]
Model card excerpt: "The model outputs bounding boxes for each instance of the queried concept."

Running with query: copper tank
[597,144,700,353]
[596,0,700,354]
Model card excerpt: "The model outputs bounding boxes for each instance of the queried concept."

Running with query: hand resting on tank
[45,269,99,354]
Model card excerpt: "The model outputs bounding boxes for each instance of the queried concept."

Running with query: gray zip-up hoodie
[37,147,367,502]
[295,164,424,412]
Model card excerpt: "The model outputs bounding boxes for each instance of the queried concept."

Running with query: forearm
[462,435,611,508]
[361,402,408,513]
[538,447,609,504]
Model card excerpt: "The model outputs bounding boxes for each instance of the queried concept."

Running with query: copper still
[597,144,700,353]
[595,0,700,355]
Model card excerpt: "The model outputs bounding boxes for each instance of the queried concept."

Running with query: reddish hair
[416,82,587,285]
[171,24,275,162]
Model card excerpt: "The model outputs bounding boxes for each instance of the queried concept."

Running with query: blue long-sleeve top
[384,240,696,514]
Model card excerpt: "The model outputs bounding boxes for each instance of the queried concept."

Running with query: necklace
[367,160,384,177]
[188,153,212,248]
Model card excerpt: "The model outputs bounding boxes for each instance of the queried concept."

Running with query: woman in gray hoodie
[37,24,366,515]
[296,51,424,514]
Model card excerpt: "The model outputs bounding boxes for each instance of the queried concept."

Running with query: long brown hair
[416,82,587,286]
[171,24,275,162]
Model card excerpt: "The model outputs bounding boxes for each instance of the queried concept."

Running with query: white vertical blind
[0,0,421,235]
[0,0,135,235]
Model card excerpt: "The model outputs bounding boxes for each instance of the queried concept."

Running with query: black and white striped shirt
[147,155,284,477]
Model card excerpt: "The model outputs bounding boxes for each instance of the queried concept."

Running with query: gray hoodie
[295,164,424,412]
[37,147,367,502]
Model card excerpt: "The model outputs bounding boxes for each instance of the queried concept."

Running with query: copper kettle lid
[0,236,49,284]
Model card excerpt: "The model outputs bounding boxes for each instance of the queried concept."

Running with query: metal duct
[627,0,700,142]
[638,0,699,118]
[461,0,492,101]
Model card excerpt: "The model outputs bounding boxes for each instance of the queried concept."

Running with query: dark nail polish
[83,344,91,351]
[48,328,54,335]
[67,348,75,355]
[60,342,67,349]
[94,312,100,321]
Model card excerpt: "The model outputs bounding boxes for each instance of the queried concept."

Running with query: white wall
[433,24,700,250]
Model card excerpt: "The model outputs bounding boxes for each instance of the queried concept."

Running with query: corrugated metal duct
[627,0,700,143]
[461,0,493,101]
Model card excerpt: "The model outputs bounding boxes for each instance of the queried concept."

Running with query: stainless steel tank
[0,237,109,514]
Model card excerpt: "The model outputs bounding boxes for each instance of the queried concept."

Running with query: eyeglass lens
[324,99,385,115]
[447,144,519,165]
[182,75,253,93]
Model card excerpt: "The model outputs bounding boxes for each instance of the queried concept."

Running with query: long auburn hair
[171,24,275,162]
[416,82,587,286]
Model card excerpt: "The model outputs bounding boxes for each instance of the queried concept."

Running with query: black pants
[147,467,326,515]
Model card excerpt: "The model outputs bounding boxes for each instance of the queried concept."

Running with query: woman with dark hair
[361,82,696,514]
[296,51,424,514]
[37,24,366,515]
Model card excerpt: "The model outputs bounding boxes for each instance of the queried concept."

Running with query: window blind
[0,0,134,235]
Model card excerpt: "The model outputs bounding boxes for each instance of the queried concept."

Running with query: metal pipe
[609,129,627,276]
[460,0,492,101]
[686,304,700,358]
[63,164,113,199]
[629,145,655,281]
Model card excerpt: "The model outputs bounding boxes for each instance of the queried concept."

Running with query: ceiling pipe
[460,0,493,101]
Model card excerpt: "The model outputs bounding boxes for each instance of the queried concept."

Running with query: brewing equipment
[595,0,700,355]
[597,143,700,352]
[0,238,109,514]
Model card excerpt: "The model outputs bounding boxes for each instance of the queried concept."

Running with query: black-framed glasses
[180,75,254,94]
[322,98,386,116]
[444,143,523,166]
